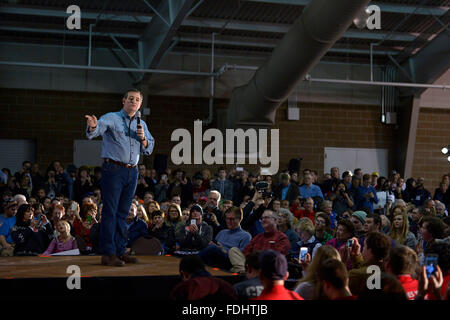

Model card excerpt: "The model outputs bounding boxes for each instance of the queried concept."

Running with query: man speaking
[85,88,154,266]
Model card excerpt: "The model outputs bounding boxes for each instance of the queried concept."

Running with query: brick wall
[1,88,446,192]
[413,108,450,193]
[273,102,395,179]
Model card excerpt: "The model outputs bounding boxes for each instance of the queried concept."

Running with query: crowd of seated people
[0,161,449,300]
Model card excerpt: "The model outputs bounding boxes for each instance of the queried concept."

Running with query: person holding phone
[73,202,98,253]
[85,88,154,266]
[175,204,212,252]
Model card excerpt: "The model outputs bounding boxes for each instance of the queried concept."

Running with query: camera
[255,181,269,191]
[262,191,274,199]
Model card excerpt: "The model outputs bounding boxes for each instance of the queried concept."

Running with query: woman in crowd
[12,204,53,255]
[277,208,299,250]
[42,220,78,255]
[319,200,337,230]
[73,202,98,252]
[63,200,81,234]
[136,204,151,227]
[326,219,355,252]
[314,212,333,245]
[49,203,66,230]
[293,245,342,300]
[389,211,417,250]
[181,209,190,223]
[18,174,32,199]
[380,214,391,234]
[165,203,184,235]
[146,200,160,218]
[292,217,322,259]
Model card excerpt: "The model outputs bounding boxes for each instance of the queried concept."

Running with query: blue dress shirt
[86,109,155,165]
[299,184,324,199]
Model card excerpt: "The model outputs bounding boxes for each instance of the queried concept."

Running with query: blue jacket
[211,179,234,201]
[126,218,148,248]
[356,185,379,212]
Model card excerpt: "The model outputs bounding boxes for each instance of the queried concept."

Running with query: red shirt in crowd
[243,230,291,256]
[252,284,304,301]
[397,275,418,300]
[290,207,315,223]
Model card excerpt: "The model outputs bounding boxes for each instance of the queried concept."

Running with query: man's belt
[104,158,136,169]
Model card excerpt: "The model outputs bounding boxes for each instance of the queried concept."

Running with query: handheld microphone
[136,111,141,128]
[136,111,145,143]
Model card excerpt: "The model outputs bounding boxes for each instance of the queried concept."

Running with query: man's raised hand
[85,115,98,130]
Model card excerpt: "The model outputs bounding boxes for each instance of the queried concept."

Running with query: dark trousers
[100,161,138,256]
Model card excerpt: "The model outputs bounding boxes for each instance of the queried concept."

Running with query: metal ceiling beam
[0,6,153,23]
[399,30,450,95]
[244,0,449,15]
[0,6,429,42]
[138,0,195,83]
[176,35,400,55]
[0,26,140,39]
[183,17,418,41]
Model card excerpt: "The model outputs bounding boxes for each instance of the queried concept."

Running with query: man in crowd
[385,245,419,300]
[229,209,290,273]
[347,232,391,296]
[252,250,303,300]
[299,173,324,201]
[199,206,251,270]
[169,255,236,300]
[273,173,299,206]
[0,199,18,256]
[317,259,356,300]
[211,168,234,201]
[356,174,379,213]
[233,252,264,300]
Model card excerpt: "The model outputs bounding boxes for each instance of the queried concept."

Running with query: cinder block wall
[413,108,450,192]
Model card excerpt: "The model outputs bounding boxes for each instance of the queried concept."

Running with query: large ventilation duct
[226,0,371,129]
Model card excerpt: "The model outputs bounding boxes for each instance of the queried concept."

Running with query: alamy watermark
[171,120,279,175]
[66,265,81,290]
[354,5,381,30]
[366,265,381,289]
[66,5,81,30]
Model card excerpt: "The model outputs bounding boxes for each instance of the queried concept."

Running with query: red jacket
[397,275,418,300]
[252,284,304,300]
[243,230,291,256]
[290,206,315,223]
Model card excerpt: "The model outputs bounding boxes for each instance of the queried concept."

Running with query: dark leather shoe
[101,255,125,267]
[118,253,138,264]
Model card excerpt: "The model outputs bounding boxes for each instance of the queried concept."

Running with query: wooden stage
[0,255,244,300]
[0,255,234,279]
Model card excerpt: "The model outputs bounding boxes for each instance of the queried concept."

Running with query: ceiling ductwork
[226,0,372,129]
